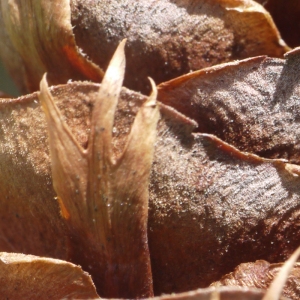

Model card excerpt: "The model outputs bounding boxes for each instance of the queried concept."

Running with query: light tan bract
[39,40,159,298]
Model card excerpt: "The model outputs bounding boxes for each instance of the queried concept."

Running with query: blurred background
[0,59,19,97]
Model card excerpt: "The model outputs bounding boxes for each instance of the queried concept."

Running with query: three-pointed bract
[39,40,159,298]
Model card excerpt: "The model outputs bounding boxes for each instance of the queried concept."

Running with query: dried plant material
[212,260,300,300]
[263,247,300,300]
[70,0,288,94]
[158,47,300,164]
[0,0,103,94]
[0,251,291,300]
[210,247,300,299]
[39,40,159,298]
[2,80,300,296]
[256,0,300,47]
[0,252,99,299]
[0,79,149,272]
[156,286,288,300]
[0,0,299,298]
[2,50,300,297]
[0,93,68,258]
[148,115,300,294]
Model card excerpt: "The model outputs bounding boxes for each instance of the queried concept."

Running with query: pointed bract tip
[38,73,52,117]
[114,38,127,57]
[146,77,157,107]
[100,40,127,93]
[39,73,48,93]
[120,38,127,47]
[111,38,127,65]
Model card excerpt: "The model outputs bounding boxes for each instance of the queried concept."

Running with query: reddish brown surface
[70,0,287,94]
[158,48,300,164]
[1,82,300,296]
